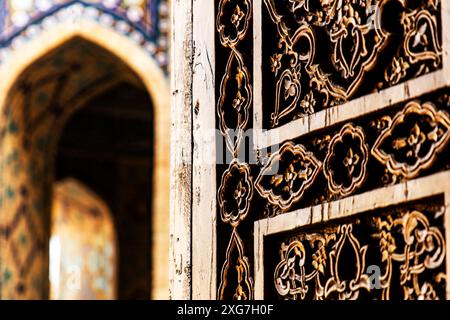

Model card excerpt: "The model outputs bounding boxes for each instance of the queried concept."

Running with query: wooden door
[170,0,450,300]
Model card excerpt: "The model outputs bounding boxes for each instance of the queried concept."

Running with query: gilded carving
[261,0,442,127]
[372,100,450,179]
[215,0,448,302]
[255,142,321,210]
[273,208,446,300]
[386,3,442,85]
[217,49,253,155]
[373,210,446,300]
[323,123,369,197]
[217,0,252,47]
[263,0,390,126]
[274,224,371,300]
[218,160,254,227]
[218,229,254,300]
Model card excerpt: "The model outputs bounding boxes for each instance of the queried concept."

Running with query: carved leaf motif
[218,229,254,300]
[403,9,442,67]
[217,50,252,155]
[271,68,302,127]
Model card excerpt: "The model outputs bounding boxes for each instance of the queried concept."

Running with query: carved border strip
[253,0,450,150]
[254,170,450,299]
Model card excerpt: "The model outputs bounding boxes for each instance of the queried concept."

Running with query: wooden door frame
[170,0,217,300]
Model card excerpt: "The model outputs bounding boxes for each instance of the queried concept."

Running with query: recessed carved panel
[254,91,450,212]
[266,197,446,300]
[214,0,449,301]
[257,0,443,128]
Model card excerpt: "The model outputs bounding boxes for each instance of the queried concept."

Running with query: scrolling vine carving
[272,204,446,300]
[214,0,448,301]
[260,0,442,128]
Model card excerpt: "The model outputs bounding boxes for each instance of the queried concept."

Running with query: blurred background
[0,0,171,300]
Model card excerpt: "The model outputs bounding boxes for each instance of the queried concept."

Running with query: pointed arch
[0,17,170,299]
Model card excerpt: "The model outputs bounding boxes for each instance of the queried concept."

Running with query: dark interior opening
[55,81,154,299]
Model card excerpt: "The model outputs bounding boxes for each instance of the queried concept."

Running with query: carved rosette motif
[218,160,253,227]
[255,142,321,210]
[324,123,369,197]
[372,101,450,179]
[217,0,252,47]
[218,229,254,300]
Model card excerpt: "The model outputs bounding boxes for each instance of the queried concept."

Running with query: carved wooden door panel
[179,0,450,300]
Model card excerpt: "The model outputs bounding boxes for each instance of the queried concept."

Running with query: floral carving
[385,57,410,85]
[274,241,308,300]
[217,0,252,47]
[386,4,442,85]
[403,9,441,69]
[255,142,321,210]
[271,67,302,127]
[328,0,387,83]
[260,0,442,127]
[372,101,450,179]
[324,123,369,197]
[263,0,391,127]
[274,224,371,300]
[217,50,252,155]
[218,160,253,227]
[218,229,253,300]
[373,210,446,300]
[215,0,448,303]
[273,206,446,300]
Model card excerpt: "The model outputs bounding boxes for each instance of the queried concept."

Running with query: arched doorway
[0,20,170,300]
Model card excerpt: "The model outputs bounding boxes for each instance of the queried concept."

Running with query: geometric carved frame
[254,170,450,299]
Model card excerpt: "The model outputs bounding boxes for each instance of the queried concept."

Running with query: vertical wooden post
[192,0,217,300]
[169,0,193,300]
